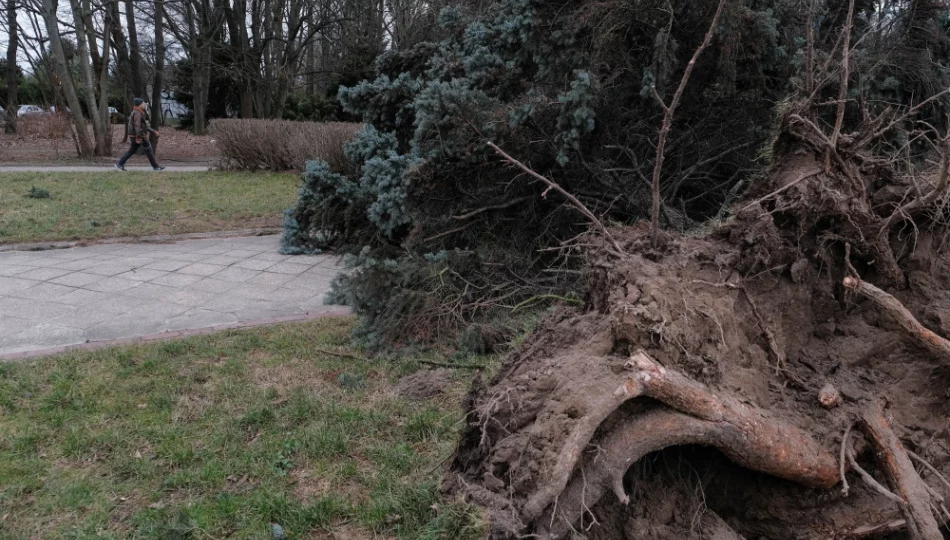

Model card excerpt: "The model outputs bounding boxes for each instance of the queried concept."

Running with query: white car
[18,104,45,115]
[109,107,118,114]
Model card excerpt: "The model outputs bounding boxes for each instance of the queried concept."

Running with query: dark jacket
[128,109,149,139]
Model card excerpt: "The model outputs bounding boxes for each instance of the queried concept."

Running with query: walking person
[115,98,165,171]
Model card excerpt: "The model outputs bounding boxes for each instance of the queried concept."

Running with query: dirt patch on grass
[394,368,455,400]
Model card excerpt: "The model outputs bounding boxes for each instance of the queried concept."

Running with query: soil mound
[445,149,950,538]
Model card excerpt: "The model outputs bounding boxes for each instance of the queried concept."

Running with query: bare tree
[39,0,94,155]
[68,0,110,154]
[152,0,164,125]
[5,0,18,133]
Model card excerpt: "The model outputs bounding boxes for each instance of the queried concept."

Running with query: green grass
[0,171,299,245]
[0,317,489,539]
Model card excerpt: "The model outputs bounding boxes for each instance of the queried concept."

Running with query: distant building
[145,86,189,120]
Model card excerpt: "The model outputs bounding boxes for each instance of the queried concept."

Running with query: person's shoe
[154,166,166,171]
[114,163,125,171]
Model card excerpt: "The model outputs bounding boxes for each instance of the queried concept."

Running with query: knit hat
[133,98,144,107]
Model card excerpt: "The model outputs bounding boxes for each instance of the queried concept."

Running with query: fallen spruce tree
[442,2,950,539]
[278,0,950,536]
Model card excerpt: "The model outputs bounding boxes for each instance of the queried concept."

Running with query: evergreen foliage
[282,0,950,348]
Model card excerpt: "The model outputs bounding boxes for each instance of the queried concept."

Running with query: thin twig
[841,423,854,496]
[870,87,950,143]
[827,0,855,172]
[451,197,530,220]
[909,450,950,496]
[487,141,623,257]
[314,347,365,361]
[418,359,483,370]
[738,168,822,214]
[650,0,727,246]
[847,446,907,505]
[879,135,950,238]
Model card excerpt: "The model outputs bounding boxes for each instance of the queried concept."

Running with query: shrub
[17,113,71,139]
[210,119,362,172]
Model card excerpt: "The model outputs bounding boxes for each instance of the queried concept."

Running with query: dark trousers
[117,138,160,168]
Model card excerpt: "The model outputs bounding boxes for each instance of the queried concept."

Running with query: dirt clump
[444,134,950,538]
[394,368,455,400]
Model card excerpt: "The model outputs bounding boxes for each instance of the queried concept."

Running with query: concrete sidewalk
[0,235,346,358]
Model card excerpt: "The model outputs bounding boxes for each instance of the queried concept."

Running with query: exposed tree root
[860,403,943,540]
[843,276,950,363]
[525,351,839,538]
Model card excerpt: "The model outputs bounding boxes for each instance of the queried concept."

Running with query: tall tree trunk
[110,0,133,112]
[69,0,107,155]
[83,6,102,89]
[125,0,145,97]
[152,0,164,126]
[5,0,18,134]
[306,39,315,96]
[40,0,93,156]
[98,1,113,156]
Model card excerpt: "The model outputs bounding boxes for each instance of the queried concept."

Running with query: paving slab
[0,235,347,358]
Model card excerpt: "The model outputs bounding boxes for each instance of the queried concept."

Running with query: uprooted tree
[281,0,950,536]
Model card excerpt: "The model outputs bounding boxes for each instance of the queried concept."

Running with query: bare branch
[827,0,855,172]
[650,0,727,246]
[487,141,624,258]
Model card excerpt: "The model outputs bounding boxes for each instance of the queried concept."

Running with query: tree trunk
[40,0,93,156]
[193,47,211,135]
[69,0,108,155]
[5,0,18,134]
[110,0,133,112]
[152,0,164,126]
[125,0,145,98]
[98,1,113,156]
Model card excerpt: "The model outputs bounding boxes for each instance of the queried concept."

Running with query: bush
[16,113,71,139]
[210,119,362,171]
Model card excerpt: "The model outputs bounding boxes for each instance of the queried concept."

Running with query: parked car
[49,105,71,114]
[18,104,45,116]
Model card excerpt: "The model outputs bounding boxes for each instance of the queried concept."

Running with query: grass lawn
[0,171,298,245]
[0,317,488,539]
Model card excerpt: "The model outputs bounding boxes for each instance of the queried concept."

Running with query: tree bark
[125,0,145,98]
[69,0,108,155]
[5,0,18,134]
[98,0,113,155]
[40,0,93,156]
[110,0,133,112]
[151,0,164,126]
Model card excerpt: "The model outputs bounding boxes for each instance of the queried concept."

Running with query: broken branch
[487,141,623,257]
[843,276,950,364]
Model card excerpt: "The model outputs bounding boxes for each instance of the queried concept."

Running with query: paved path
[0,165,211,173]
[0,235,345,358]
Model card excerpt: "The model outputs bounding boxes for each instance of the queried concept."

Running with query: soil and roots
[445,97,950,538]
